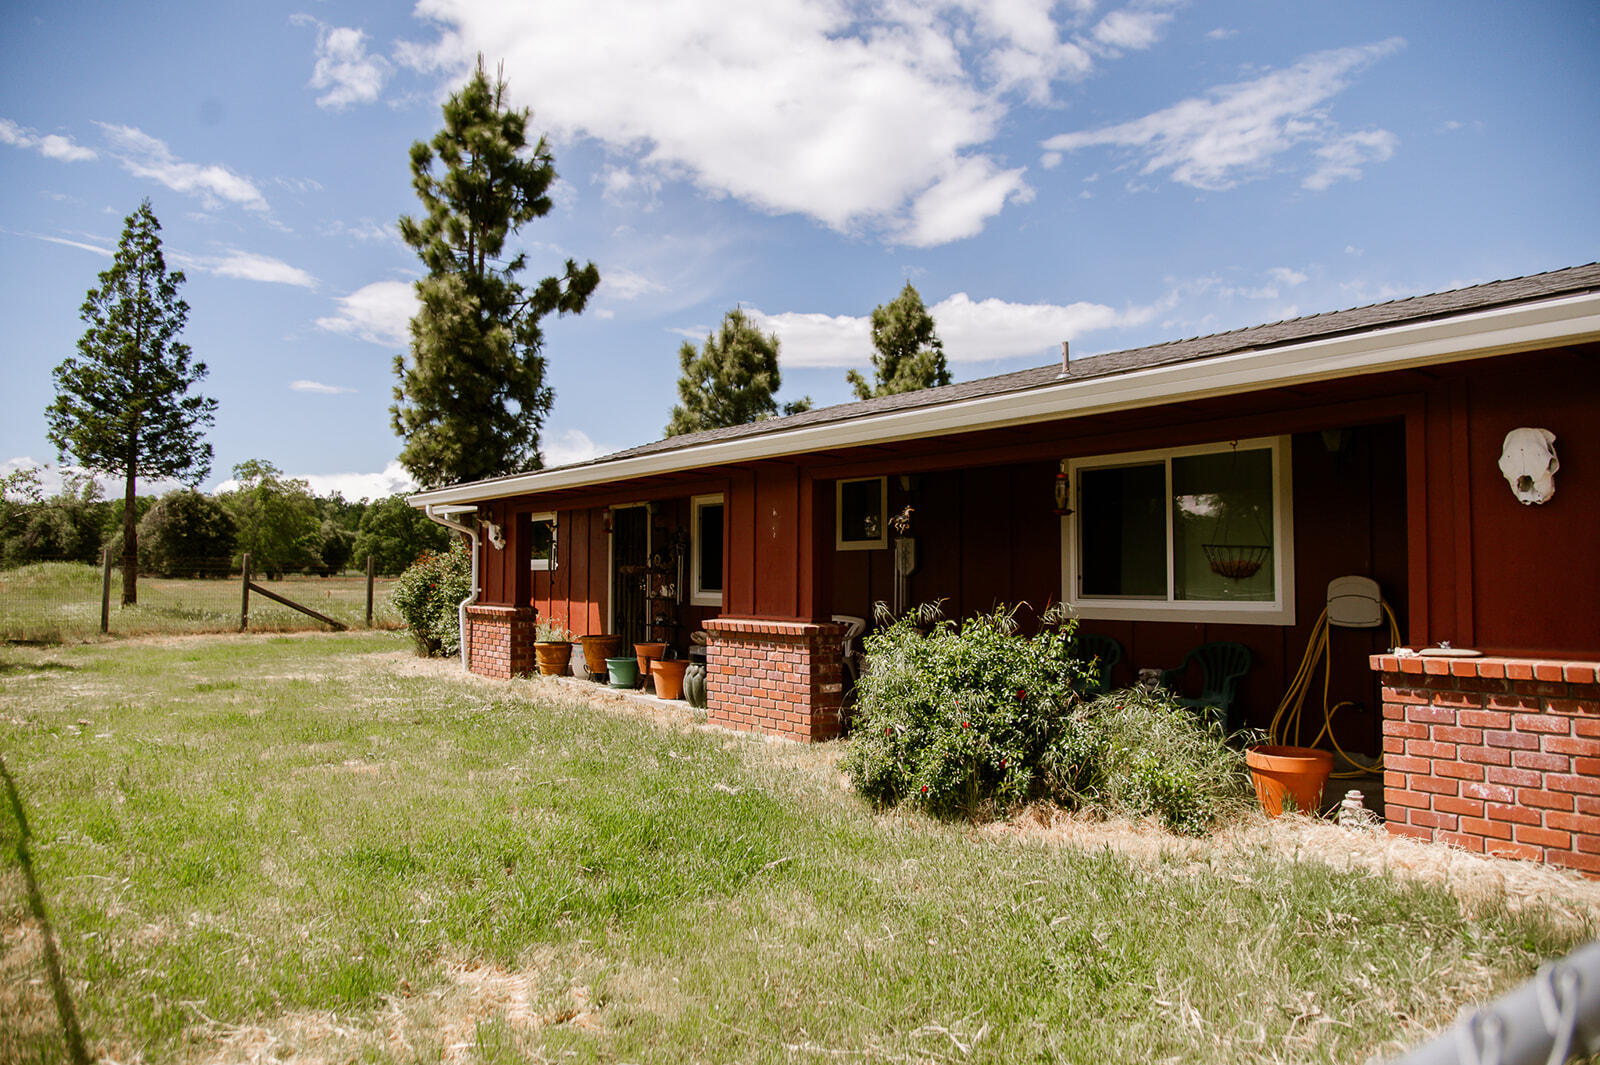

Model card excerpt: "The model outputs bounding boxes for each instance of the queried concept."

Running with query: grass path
[1,632,1594,1064]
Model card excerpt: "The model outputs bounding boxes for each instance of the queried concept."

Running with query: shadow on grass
[0,659,77,676]
[0,753,91,1065]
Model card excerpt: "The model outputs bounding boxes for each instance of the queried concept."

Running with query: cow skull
[484,521,507,549]
[1497,427,1559,505]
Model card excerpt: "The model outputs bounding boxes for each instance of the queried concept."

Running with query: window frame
[835,476,888,551]
[689,493,725,607]
[527,511,556,572]
[1061,435,1295,625]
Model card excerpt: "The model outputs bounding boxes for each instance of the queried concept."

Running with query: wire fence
[0,554,402,643]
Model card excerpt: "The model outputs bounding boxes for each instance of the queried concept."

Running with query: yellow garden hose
[1268,602,1401,778]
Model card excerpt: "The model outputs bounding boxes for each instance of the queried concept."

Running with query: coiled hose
[1268,601,1401,778]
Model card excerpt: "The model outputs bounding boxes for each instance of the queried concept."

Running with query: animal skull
[1497,427,1559,505]
[484,521,507,549]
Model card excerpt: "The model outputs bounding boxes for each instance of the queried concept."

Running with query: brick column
[465,604,539,679]
[1372,654,1599,875]
[703,618,845,741]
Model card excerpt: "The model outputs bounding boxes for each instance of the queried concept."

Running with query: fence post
[100,547,112,635]
[366,554,375,628]
[239,553,251,632]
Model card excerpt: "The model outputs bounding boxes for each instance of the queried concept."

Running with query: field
[2,632,1597,1064]
[0,561,401,643]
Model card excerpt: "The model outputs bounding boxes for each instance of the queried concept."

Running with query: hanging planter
[1246,745,1333,817]
[1203,543,1271,581]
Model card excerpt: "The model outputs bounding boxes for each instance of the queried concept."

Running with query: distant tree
[393,58,600,488]
[846,282,951,400]
[315,520,355,577]
[46,200,216,604]
[0,472,107,567]
[666,308,813,437]
[352,494,451,575]
[137,489,236,578]
[218,460,320,579]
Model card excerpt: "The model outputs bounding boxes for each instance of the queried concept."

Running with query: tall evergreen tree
[393,58,600,488]
[46,200,216,605]
[666,308,812,437]
[846,282,951,400]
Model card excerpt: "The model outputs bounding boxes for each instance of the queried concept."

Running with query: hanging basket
[1203,543,1270,581]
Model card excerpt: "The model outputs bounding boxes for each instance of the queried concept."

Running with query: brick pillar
[703,618,845,741]
[465,604,539,679]
[1372,653,1600,876]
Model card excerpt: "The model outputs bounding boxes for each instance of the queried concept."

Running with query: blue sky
[3,0,1597,498]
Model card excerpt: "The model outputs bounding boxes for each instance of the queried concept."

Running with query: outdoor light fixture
[1052,459,1072,516]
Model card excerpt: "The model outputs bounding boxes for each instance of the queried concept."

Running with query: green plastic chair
[1160,641,1251,733]
[1076,633,1123,696]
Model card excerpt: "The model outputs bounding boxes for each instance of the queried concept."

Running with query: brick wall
[465,604,539,680]
[704,619,846,742]
[1372,654,1600,875]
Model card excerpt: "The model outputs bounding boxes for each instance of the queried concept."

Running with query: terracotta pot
[580,634,623,677]
[634,641,668,681]
[651,658,689,700]
[606,656,639,689]
[1246,745,1334,818]
[535,642,572,676]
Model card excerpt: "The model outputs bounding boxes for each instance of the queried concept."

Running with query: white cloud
[1268,266,1308,287]
[754,290,1161,368]
[599,267,666,301]
[217,461,416,500]
[17,231,113,257]
[96,123,269,211]
[290,380,356,394]
[543,428,610,467]
[211,250,317,287]
[2,458,186,499]
[1303,128,1398,190]
[1092,7,1177,52]
[1042,38,1405,191]
[1205,27,1237,41]
[320,218,399,244]
[0,118,97,161]
[398,0,1163,246]
[296,19,392,109]
[316,280,418,347]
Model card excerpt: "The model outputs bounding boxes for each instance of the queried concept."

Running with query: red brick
[1435,795,1485,817]
[1485,840,1543,862]
[1384,787,1430,810]
[1385,720,1430,739]
[1435,761,1485,782]
[1385,754,1431,774]
[1385,687,1429,705]
[1410,774,1458,796]
[1579,835,1600,855]
[1410,809,1458,831]
[1547,774,1600,796]
[1563,663,1598,685]
[1407,705,1461,725]
[1437,831,1486,852]
[1517,788,1574,811]
[1578,795,1600,815]
[1485,730,1539,751]
[1487,694,1542,712]
[1546,850,1600,875]
[1511,751,1570,773]
[1579,719,1600,738]
[1515,825,1571,849]
[1505,661,1536,681]
[1387,823,1433,842]
[1463,781,1516,803]
[1407,740,1458,759]
[1460,745,1513,767]
[1486,802,1541,826]
[1544,735,1600,757]
[1431,689,1484,709]
[1486,766,1543,788]
[1534,662,1566,683]
[1513,713,1570,735]
[1434,725,1483,744]
[1575,756,1600,775]
[1383,736,1406,755]
[1476,660,1508,680]
[1460,817,1515,841]
[1545,811,1600,835]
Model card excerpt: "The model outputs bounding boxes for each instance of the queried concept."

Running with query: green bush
[390,538,470,657]
[842,607,1253,834]
[841,605,1095,819]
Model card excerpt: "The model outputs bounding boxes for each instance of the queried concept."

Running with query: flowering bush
[390,537,471,657]
[841,605,1095,819]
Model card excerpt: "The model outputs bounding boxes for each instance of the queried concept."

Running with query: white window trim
[836,476,888,551]
[527,511,556,571]
[1061,435,1295,626]
[690,493,724,607]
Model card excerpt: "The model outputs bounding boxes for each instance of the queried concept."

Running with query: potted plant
[1245,745,1334,817]
[534,619,576,675]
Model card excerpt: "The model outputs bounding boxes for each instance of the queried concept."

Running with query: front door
[610,505,650,647]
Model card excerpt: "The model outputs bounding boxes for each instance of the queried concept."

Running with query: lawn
[1,632,1595,1064]
[0,562,401,643]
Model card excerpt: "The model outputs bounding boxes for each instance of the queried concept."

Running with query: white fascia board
[408,291,1600,508]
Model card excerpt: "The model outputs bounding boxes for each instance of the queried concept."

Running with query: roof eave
[409,289,1600,508]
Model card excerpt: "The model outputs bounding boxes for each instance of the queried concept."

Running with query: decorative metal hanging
[1201,442,1272,581]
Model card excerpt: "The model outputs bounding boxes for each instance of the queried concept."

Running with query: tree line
[0,463,449,580]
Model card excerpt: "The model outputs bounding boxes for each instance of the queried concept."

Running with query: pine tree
[846,282,952,400]
[393,58,600,488]
[666,308,812,437]
[46,200,216,605]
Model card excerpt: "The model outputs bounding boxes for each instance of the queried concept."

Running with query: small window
[690,495,724,607]
[1064,437,1294,625]
[836,477,887,550]
[528,513,556,571]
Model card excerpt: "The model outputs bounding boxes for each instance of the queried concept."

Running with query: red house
[410,264,1600,872]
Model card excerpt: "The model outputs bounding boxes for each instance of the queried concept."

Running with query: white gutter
[409,289,1600,507]
[423,504,478,670]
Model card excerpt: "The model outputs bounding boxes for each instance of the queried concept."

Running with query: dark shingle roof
[457,263,1600,491]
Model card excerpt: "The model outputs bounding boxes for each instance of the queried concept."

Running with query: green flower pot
[606,656,639,689]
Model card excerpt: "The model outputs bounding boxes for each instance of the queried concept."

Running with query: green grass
[0,632,1592,1064]
[0,561,401,642]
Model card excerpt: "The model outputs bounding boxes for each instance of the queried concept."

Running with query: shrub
[390,538,471,657]
[841,605,1095,820]
[137,489,237,577]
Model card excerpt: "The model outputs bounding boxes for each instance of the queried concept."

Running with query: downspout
[424,504,479,671]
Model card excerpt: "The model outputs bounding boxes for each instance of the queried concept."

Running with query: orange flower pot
[534,642,572,676]
[651,659,689,701]
[580,635,623,678]
[1246,745,1334,817]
